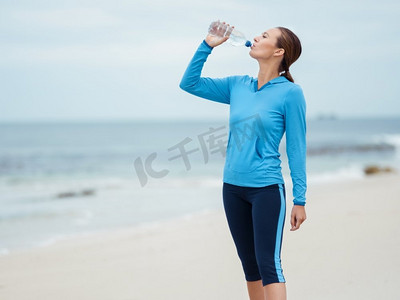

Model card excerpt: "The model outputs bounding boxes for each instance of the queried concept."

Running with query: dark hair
[275,27,302,83]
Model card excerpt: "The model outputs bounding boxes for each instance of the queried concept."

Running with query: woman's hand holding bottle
[205,21,234,48]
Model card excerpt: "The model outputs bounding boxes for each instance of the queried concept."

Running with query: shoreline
[0,172,399,299]
[0,168,374,257]
[0,206,223,257]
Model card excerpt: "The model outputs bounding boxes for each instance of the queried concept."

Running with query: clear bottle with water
[208,20,252,47]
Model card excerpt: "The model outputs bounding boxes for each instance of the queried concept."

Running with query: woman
[179,22,307,300]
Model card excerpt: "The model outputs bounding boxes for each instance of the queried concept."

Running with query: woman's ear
[274,48,285,57]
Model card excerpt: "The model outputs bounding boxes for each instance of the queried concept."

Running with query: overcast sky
[1,0,399,122]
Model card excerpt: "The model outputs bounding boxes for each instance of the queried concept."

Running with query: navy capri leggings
[222,182,286,286]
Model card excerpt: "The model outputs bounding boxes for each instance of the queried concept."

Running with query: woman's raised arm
[179,28,238,105]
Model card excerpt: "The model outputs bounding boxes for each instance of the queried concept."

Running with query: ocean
[1,117,399,254]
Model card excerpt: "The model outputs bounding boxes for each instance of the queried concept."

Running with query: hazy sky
[1,0,399,122]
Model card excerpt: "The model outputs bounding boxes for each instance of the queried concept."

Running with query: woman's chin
[249,51,257,59]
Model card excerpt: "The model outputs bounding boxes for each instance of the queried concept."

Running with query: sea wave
[307,133,400,156]
[148,175,222,188]
[0,248,10,256]
[307,165,365,184]
[307,142,395,156]
[378,133,400,155]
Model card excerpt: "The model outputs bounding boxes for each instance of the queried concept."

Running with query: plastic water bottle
[208,20,252,47]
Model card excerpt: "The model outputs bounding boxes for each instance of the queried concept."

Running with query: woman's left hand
[290,205,307,231]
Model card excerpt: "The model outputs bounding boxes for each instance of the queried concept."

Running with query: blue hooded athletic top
[179,40,307,206]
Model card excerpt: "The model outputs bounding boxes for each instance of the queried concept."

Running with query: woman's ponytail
[276,27,302,83]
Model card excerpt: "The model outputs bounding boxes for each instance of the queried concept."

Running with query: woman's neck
[257,62,280,88]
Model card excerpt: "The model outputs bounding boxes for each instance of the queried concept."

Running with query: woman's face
[249,27,283,60]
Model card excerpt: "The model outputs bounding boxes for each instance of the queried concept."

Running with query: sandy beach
[0,172,399,300]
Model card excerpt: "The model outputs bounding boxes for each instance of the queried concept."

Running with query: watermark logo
[230,114,267,151]
[133,113,266,186]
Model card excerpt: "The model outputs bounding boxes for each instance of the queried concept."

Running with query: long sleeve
[179,40,236,105]
[284,84,307,206]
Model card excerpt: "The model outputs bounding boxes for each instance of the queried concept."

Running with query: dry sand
[0,173,399,300]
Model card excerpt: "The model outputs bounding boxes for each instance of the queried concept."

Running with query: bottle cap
[245,41,252,47]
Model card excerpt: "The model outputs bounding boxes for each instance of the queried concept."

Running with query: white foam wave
[382,134,400,146]
[71,209,94,226]
[0,248,10,256]
[373,133,400,150]
[148,176,222,188]
[307,165,365,185]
